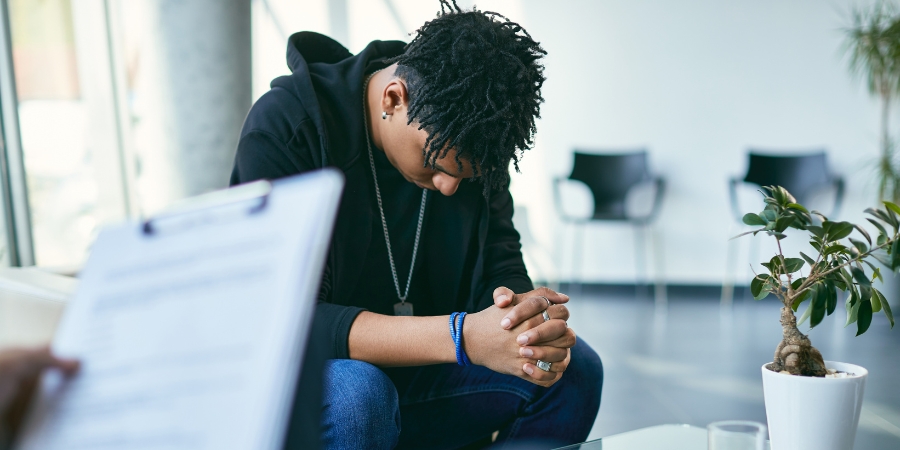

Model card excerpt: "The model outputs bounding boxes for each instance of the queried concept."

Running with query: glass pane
[9,0,128,268]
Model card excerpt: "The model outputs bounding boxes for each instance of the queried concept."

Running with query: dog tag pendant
[394,302,414,316]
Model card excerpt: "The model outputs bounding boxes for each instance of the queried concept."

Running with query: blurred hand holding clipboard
[15,169,344,450]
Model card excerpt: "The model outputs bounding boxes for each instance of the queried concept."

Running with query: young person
[231,2,603,448]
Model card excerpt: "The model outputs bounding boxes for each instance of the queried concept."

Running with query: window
[4,0,131,268]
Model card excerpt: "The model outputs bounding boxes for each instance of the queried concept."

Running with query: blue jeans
[321,338,603,449]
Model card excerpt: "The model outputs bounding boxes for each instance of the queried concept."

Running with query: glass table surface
[554,424,708,450]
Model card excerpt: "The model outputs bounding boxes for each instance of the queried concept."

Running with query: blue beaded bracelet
[449,312,472,366]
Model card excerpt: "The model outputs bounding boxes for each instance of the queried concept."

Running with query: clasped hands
[464,286,575,388]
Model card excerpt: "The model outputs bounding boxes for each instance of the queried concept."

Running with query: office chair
[553,150,666,302]
[722,150,845,305]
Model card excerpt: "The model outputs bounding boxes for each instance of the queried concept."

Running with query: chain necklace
[363,70,428,316]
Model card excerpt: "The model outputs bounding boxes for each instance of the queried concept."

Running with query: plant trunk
[768,306,827,376]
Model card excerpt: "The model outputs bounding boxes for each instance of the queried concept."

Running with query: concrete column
[132,0,251,214]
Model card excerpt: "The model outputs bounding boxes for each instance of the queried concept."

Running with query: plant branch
[792,237,897,299]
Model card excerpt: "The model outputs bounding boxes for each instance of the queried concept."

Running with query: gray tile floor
[564,285,900,449]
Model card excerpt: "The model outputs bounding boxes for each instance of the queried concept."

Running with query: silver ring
[539,295,551,307]
[542,310,551,322]
[536,360,552,372]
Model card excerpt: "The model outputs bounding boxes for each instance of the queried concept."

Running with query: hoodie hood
[274,32,405,168]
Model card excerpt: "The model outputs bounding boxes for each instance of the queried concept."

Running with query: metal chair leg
[571,222,585,298]
[721,226,738,307]
[634,223,649,301]
[651,224,667,312]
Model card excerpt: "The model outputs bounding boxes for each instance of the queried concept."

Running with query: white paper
[16,169,343,450]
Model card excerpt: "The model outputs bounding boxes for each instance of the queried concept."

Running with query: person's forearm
[347,312,456,366]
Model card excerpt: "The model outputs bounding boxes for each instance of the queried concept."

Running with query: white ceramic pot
[761,361,867,450]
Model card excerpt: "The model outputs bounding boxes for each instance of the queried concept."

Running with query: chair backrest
[569,150,651,220]
[743,151,833,204]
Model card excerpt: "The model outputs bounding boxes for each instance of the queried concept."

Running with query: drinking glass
[708,420,767,450]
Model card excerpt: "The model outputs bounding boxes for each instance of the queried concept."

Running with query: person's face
[378,78,476,196]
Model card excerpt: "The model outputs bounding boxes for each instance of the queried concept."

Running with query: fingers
[516,320,571,346]
[522,369,561,386]
[501,295,550,330]
[547,304,570,321]
[539,328,578,349]
[493,286,515,308]
[519,345,567,363]
[495,286,569,316]
[522,350,571,383]
[532,286,570,305]
[0,346,80,380]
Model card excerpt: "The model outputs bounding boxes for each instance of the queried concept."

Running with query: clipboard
[15,169,344,450]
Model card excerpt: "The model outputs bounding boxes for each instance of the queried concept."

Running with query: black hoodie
[231,32,533,361]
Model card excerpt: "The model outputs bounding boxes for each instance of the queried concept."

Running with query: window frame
[0,0,34,267]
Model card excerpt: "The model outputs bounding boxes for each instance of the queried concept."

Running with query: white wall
[255,0,884,285]
[514,0,885,285]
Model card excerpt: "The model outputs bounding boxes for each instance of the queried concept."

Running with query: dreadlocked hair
[388,0,546,193]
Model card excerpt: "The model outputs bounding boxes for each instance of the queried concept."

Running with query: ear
[380,77,409,118]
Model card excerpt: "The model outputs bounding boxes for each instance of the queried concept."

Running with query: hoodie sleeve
[231,129,365,360]
[473,184,534,312]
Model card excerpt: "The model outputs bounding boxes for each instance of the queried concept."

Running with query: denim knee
[322,359,400,450]
[561,338,603,422]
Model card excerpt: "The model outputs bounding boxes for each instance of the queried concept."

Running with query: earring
[382,111,387,120]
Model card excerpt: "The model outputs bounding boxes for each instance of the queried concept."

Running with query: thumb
[493,286,516,308]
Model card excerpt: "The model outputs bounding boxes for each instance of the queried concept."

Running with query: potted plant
[737,186,898,450]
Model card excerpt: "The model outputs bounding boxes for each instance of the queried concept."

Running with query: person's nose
[433,172,461,196]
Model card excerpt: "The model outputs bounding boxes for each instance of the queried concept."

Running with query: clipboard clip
[142,180,273,235]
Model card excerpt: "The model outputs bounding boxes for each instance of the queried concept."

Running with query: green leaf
[871,287,883,313]
[892,239,900,271]
[825,278,837,316]
[860,285,872,303]
[845,289,860,327]
[751,275,768,299]
[879,288,895,328]
[871,208,899,229]
[854,224,872,245]
[730,229,765,240]
[798,296,814,326]
[808,283,826,328]
[827,221,855,241]
[823,244,848,257]
[863,260,883,282]
[872,250,891,267]
[852,267,871,287]
[787,202,809,213]
[850,238,869,254]
[775,216,796,233]
[841,268,855,287]
[884,201,900,217]
[742,213,768,226]
[878,234,888,247]
[807,226,825,239]
[762,210,777,222]
[799,252,816,266]
[783,258,805,273]
[792,290,811,311]
[857,298,873,336]
[867,218,888,237]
